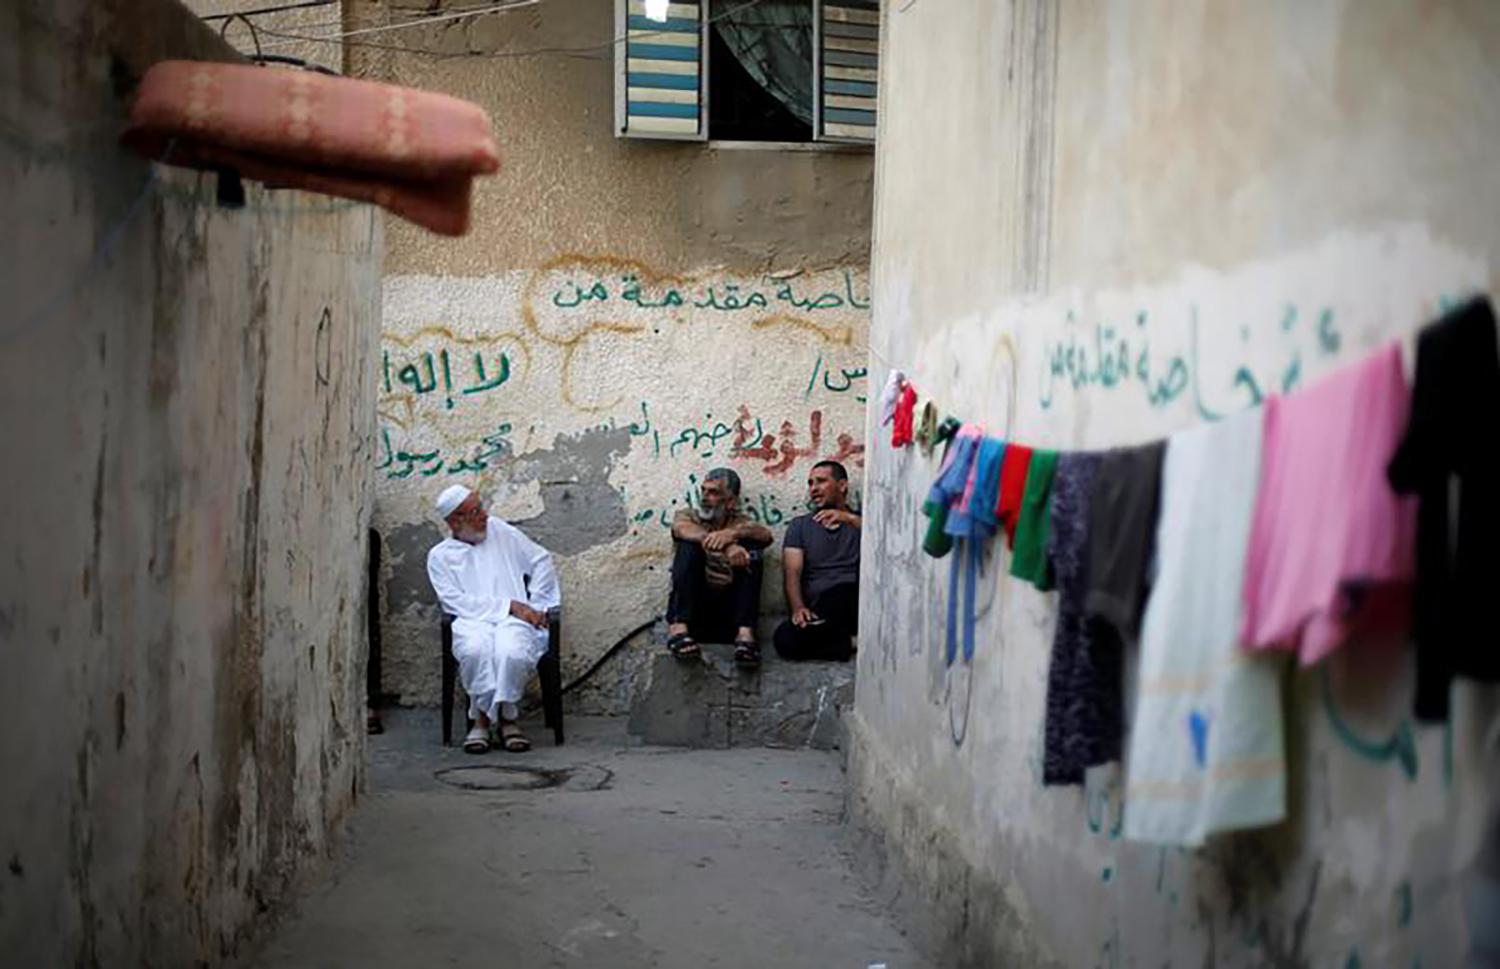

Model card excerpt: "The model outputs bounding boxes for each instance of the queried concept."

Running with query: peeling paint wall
[852,1,1500,966]
[0,2,382,963]
[348,0,874,711]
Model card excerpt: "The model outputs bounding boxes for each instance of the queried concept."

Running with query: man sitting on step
[427,485,560,754]
[774,461,861,662]
[666,467,774,668]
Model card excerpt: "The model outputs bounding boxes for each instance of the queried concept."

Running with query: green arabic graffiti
[547,269,870,315]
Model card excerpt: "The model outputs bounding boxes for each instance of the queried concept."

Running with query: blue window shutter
[815,0,879,144]
[616,0,708,141]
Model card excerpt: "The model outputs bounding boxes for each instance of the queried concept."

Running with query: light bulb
[644,0,669,21]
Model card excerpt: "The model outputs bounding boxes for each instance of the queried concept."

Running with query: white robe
[427,516,561,723]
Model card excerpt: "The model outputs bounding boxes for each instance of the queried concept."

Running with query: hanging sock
[934,417,962,449]
[915,401,940,455]
[891,382,918,447]
[878,369,907,426]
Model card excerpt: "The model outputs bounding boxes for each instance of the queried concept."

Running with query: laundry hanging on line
[877,293,1498,842]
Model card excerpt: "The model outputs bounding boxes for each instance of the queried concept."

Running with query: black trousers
[667,540,763,642]
[773,581,859,661]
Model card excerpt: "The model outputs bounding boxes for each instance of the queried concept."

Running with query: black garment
[1387,297,1500,722]
[1042,452,1125,787]
[667,539,763,642]
[783,514,861,602]
[773,581,859,661]
[1084,441,1166,645]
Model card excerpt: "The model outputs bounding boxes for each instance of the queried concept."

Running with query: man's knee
[672,539,706,567]
[772,620,803,660]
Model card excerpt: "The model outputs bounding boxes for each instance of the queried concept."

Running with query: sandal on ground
[734,639,761,669]
[499,723,531,753]
[667,632,701,660]
[462,725,490,754]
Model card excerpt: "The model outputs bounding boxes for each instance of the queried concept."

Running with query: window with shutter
[614,0,879,145]
[616,1,708,140]
[814,0,879,143]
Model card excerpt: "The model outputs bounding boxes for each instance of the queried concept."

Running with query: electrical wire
[199,0,336,22]
[248,0,775,61]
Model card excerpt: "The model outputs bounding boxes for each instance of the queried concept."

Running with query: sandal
[498,723,531,753]
[667,632,700,660]
[462,725,490,754]
[734,639,761,669]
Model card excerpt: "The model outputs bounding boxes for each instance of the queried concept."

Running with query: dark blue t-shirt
[784,513,861,602]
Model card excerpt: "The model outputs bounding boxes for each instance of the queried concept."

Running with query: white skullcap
[434,485,473,519]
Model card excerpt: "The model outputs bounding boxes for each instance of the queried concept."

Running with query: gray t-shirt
[784,513,861,602]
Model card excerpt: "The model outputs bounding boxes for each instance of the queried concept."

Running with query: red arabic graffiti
[730,405,863,476]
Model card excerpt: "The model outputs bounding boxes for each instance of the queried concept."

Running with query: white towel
[1123,410,1286,846]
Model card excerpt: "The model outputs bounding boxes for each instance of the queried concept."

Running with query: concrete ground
[250,709,929,969]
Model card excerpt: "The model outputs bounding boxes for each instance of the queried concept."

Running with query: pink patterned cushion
[123,61,500,235]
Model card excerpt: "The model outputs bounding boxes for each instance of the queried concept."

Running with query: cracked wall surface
[0,2,382,963]
[851,1,1500,966]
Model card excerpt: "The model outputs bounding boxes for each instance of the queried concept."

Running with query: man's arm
[671,509,709,544]
[520,533,561,613]
[427,550,506,623]
[732,519,774,549]
[783,546,810,618]
[812,508,861,530]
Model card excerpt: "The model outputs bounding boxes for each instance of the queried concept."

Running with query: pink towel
[1240,343,1416,664]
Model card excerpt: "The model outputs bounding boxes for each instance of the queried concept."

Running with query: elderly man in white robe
[427,485,560,754]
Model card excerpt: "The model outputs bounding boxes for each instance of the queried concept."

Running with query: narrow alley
[6,0,1500,967]
[252,711,927,969]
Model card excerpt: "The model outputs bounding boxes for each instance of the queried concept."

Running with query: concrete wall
[0,2,382,963]
[347,0,874,711]
[851,1,1500,966]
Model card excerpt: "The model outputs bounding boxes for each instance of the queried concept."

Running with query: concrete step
[627,642,856,750]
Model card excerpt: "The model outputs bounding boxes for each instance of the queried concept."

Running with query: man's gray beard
[696,505,726,525]
[456,525,486,545]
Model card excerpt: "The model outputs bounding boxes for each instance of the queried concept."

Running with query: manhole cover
[434,765,570,791]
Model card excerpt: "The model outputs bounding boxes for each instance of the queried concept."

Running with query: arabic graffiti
[376,424,515,479]
[598,399,865,475]
[382,346,513,411]
[1320,667,1418,781]
[549,268,870,314]
[803,354,869,402]
[1038,303,1344,419]
[626,471,800,532]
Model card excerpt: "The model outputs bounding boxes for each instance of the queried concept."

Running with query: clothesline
[866,295,1499,848]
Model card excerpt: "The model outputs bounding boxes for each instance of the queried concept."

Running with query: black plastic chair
[441,588,563,747]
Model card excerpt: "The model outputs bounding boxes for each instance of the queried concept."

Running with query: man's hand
[703,528,738,551]
[792,606,818,628]
[813,509,855,530]
[725,544,751,569]
[509,601,549,629]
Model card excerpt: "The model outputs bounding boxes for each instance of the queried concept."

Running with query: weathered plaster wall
[852,1,1500,966]
[0,2,382,963]
[348,0,874,710]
